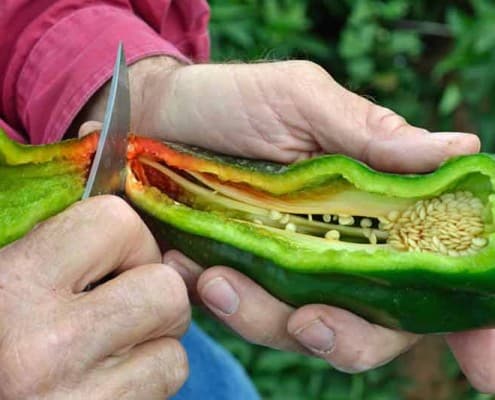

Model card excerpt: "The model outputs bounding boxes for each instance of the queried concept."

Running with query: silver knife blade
[82,42,130,199]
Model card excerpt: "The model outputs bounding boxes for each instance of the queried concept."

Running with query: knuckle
[157,339,189,394]
[366,105,408,137]
[131,265,190,335]
[93,195,141,230]
[285,60,329,78]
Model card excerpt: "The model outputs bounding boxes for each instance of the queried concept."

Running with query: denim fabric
[172,322,260,400]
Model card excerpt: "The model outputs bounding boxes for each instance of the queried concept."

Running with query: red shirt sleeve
[0,0,210,144]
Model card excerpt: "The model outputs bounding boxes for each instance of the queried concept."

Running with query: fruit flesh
[133,154,490,257]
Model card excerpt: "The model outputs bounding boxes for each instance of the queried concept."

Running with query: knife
[82,42,130,199]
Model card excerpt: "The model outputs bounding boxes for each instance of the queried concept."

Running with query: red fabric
[0,0,210,144]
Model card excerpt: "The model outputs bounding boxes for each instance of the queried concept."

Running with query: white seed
[472,237,487,248]
[387,210,400,221]
[285,223,296,232]
[280,214,290,224]
[307,214,313,221]
[360,218,373,228]
[338,215,355,226]
[325,230,340,240]
[323,214,332,223]
[269,210,282,221]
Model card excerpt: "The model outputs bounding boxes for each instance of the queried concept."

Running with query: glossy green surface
[154,222,495,333]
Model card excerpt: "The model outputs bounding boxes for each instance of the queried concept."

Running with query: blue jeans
[172,323,260,400]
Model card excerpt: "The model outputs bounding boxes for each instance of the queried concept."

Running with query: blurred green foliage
[199,0,495,399]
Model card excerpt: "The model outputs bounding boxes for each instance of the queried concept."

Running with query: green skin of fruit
[2,128,495,333]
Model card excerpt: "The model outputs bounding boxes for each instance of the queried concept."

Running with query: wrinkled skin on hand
[0,196,190,399]
[77,56,493,393]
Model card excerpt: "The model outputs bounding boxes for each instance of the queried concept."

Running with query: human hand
[78,57,485,390]
[0,196,190,399]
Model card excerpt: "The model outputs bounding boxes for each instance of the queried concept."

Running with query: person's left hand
[77,56,491,390]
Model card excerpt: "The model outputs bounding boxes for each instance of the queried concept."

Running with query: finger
[197,266,306,352]
[3,195,161,292]
[287,304,419,372]
[91,337,188,400]
[446,329,495,393]
[78,120,102,138]
[70,263,190,361]
[314,86,481,173]
[357,102,481,172]
[163,250,203,299]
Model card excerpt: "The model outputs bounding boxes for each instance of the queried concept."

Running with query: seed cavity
[384,191,486,256]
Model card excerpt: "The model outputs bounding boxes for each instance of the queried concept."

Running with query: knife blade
[82,42,130,199]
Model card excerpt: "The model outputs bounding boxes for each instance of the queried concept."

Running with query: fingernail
[201,277,239,316]
[294,319,335,354]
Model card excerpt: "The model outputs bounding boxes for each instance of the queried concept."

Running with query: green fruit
[127,137,495,333]
[2,129,495,333]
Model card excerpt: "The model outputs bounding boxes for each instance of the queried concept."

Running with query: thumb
[78,120,103,138]
[357,103,480,173]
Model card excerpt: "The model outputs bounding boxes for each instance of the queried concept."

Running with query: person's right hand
[0,196,190,399]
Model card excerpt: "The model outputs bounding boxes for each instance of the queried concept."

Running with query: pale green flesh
[0,162,85,246]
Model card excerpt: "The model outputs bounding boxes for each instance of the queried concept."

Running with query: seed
[280,214,290,224]
[325,230,340,240]
[384,190,485,255]
[387,210,400,221]
[472,237,487,248]
[323,214,332,223]
[285,223,296,232]
[338,215,355,226]
[269,210,282,221]
[308,214,313,221]
[441,193,455,202]
[362,228,372,238]
[360,218,372,228]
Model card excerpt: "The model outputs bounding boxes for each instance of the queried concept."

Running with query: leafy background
[195,0,495,399]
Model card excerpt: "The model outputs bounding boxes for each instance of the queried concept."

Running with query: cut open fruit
[128,137,491,258]
[3,126,495,334]
[125,136,495,333]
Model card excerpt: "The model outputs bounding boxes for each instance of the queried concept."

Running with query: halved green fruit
[126,136,495,334]
[2,128,495,333]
